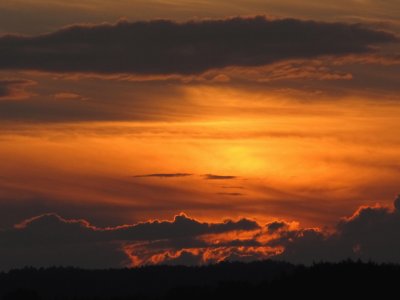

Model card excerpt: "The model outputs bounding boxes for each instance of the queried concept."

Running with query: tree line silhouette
[1,260,398,299]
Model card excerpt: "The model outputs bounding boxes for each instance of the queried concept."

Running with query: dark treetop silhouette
[1,260,399,300]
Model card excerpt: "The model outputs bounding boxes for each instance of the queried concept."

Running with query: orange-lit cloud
[53,92,86,101]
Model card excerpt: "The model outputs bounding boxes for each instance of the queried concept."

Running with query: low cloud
[2,196,400,270]
[0,16,396,75]
[270,195,400,264]
[0,213,259,270]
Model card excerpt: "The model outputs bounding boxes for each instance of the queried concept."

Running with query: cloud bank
[273,196,400,264]
[0,16,396,75]
[0,213,259,270]
[2,196,400,270]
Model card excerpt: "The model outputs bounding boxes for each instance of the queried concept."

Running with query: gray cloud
[2,196,400,270]
[271,195,400,264]
[0,213,260,270]
[133,196,400,266]
[0,16,396,75]
[266,221,289,233]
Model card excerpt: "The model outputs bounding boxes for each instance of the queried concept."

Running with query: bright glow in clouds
[1,86,400,228]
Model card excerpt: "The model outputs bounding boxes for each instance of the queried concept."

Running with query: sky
[0,0,400,270]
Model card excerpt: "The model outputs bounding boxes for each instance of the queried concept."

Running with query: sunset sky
[0,0,400,270]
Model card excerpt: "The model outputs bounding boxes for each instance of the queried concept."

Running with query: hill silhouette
[1,260,398,299]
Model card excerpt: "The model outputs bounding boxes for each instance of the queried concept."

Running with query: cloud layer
[2,196,400,270]
[0,16,396,75]
[0,213,259,270]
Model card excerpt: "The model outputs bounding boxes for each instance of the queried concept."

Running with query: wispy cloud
[133,173,193,178]
[217,192,244,196]
[204,174,238,180]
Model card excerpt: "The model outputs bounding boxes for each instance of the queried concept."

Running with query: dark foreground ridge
[1,260,399,299]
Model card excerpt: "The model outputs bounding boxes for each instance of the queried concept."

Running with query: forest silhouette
[1,260,398,299]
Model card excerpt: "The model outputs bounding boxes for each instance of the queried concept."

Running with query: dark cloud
[271,196,400,264]
[0,16,396,75]
[133,173,193,178]
[0,213,260,270]
[204,174,238,180]
[131,196,400,266]
[3,197,400,270]
[0,79,35,100]
[266,221,289,233]
[393,194,400,210]
[154,250,206,266]
[11,213,260,242]
[114,214,260,241]
[0,214,128,270]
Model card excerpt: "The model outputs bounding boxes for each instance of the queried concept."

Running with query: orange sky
[0,0,399,268]
[1,87,400,227]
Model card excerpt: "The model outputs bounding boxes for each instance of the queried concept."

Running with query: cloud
[0,214,128,270]
[0,16,396,75]
[203,174,238,180]
[133,173,193,178]
[54,92,86,101]
[0,79,35,100]
[10,212,260,242]
[228,59,355,83]
[394,194,400,210]
[150,250,206,266]
[270,196,400,264]
[3,196,400,270]
[217,192,244,196]
[266,221,289,233]
[131,196,400,266]
[0,212,260,270]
